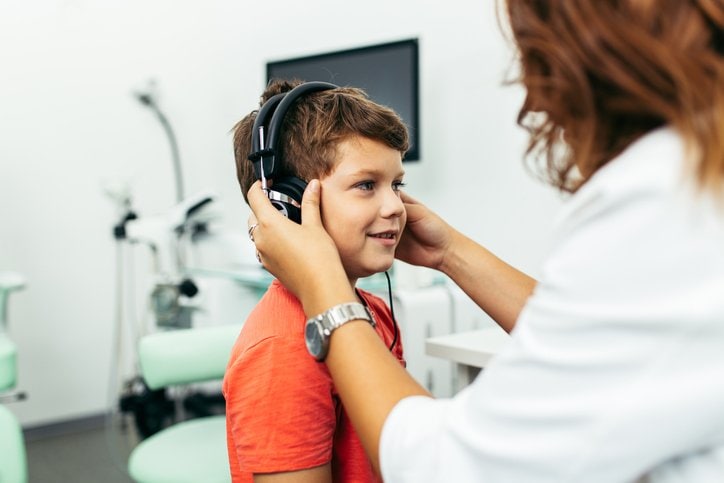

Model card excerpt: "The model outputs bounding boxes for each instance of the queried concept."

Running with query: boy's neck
[350,277,375,305]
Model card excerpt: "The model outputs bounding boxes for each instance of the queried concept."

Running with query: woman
[247,1,724,481]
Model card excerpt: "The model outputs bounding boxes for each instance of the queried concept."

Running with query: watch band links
[322,302,375,331]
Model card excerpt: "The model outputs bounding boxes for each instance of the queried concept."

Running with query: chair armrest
[139,325,241,390]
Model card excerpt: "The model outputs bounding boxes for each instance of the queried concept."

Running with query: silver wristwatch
[304,302,375,361]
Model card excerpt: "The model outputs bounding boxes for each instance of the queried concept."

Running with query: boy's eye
[355,181,375,191]
[353,180,406,192]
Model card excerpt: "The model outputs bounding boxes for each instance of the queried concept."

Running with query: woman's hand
[247,180,354,314]
[395,191,455,271]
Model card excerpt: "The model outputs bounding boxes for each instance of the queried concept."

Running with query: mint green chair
[128,324,240,483]
[0,404,26,483]
[0,272,28,483]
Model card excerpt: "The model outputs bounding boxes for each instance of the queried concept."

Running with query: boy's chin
[350,263,394,282]
[367,265,395,278]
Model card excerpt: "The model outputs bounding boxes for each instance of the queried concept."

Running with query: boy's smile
[319,135,406,287]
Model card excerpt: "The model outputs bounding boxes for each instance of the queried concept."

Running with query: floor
[25,415,136,483]
[23,390,225,483]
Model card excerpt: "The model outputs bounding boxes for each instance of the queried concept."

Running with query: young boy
[223,79,409,482]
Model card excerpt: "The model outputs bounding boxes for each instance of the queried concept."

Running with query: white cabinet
[393,287,454,397]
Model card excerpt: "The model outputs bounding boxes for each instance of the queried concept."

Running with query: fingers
[247,181,281,268]
[400,190,421,205]
[400,191,427,223]
[301,179,323,226]
[247,212,258,229]
[247,180,281,221]
[248,223,258,242]
[247,211,259,243]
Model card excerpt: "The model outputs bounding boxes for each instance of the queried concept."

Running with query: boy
[223,79,409,482]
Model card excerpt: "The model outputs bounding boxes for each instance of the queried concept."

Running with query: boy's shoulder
[357,288,386,306]
[255,279,304,316]
[239,279,305,343]
[357,289,393,323]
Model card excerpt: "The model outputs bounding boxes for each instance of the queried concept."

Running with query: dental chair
[0,272,28,483]
[127,324,240,483]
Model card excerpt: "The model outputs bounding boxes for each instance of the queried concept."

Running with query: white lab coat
[380,127,724,482]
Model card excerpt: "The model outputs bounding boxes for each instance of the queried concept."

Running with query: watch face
[305,320,324,360]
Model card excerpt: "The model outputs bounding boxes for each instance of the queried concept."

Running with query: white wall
[0,0,564,426]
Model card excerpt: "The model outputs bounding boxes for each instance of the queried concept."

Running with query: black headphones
[248,81,339,223]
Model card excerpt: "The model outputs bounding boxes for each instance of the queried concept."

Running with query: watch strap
[311,302,375,334]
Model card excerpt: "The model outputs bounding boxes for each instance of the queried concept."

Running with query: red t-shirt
[223,280,405,482]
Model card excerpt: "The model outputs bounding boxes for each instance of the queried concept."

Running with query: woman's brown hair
[504,0,724,192]
[233,79,409,202]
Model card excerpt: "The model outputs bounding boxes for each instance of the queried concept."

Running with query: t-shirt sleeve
[225,334,336,474]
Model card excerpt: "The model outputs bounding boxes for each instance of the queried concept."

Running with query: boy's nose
[380,189,405,218]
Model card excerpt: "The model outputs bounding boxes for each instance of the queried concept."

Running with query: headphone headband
[248,81,338,181]
[250,93,284,155]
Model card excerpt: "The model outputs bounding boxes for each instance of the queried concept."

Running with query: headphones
[248,81,339,223]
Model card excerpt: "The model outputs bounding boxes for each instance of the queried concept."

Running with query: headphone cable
[385,271,399,352]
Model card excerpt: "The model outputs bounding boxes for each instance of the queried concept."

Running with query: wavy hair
[503,0,724,192]
[232,79,409,202]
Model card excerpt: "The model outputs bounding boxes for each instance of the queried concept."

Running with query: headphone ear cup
[267,176,307,224]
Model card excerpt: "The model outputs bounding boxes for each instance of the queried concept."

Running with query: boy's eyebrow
[345,168,406,178]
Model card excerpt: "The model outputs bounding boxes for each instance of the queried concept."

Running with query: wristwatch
[305,302,375,361]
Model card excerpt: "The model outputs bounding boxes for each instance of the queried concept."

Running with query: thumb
[301,179,323,227]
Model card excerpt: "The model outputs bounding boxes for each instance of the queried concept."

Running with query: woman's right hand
[247,180,356,315]
[395,191,456,271]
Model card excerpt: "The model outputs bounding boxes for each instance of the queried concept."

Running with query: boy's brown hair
[233,79,410,202]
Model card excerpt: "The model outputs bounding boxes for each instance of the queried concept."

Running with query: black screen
[267,39,420,161]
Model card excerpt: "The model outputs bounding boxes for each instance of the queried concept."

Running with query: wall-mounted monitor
[266,38,420,161]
